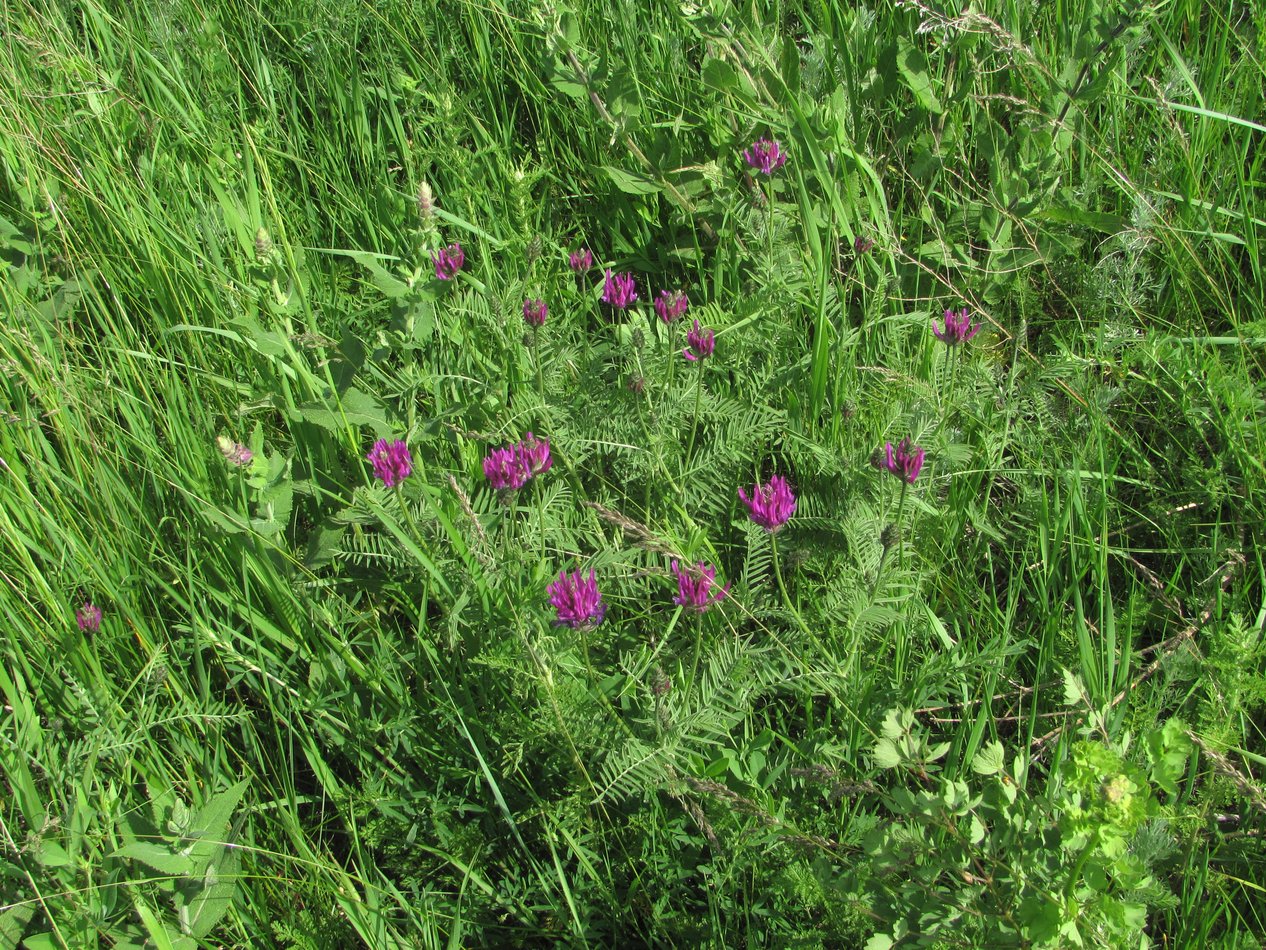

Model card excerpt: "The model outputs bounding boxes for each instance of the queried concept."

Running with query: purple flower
[523,298,548,328]
[216,436,253,467]
[366,439,413,488]
[432,243,465,280]
[548,567,606,628]
[569,248,594,273]
[853,235,875,255]
[743,138,787,175]
[76,601,102,632]
[682,319,715,362]
[518,432,553,479]
[883,438,925,484]
[483,446,529,491]
[671,560,729,613]
[483,433,553,491]
[601,270,638,310]
[932,307,980,346]
[654,289,689,323]
[738,474,797,532]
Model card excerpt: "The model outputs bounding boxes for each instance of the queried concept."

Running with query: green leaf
[896,40,942,113]
[114,841,196,877]
[873,738,902,769]
[701,57,737,92]
[182,845,242,939]
[345,250,409,298]
[294,386,390,437]
[190,780,249,853]
[972,741,1006,776]
[1062,668,1086,707]
[1146,719,1192,796]
[601,165,663,196]
[0,904,34,950]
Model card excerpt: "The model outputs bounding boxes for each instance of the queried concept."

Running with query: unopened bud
[417,181,435,220]
[254,227,274,263]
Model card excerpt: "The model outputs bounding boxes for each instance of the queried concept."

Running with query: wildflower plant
[682,320,714,362]
[671,560,728,612]
[743,137,787,175]
[432,243,465,280]
[883,438,925,485]
[932,306,980,346]
[569,247,593,273]
[548,567,605,628]
[654,289,689,323]
[482,433,552,493]
[522,298,547,328]
[76,601,102,632]
[367,439,413,488]
[738,474,796,532]
[601,269,638,310]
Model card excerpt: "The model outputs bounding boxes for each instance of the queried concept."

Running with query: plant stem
[683,366,704,477]
[896,480,910,572]
[533,325,546,417]
[766,178,775,271]
[771,532,812,637]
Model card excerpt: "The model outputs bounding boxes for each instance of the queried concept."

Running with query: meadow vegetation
[2,0,1265,945]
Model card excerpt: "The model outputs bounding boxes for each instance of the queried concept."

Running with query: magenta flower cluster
[654,289,689,323]
[432,243,465,280]
[602,270,638,310]
[738,474,797,532]
[76,601,102,632]
[743,138,787,175]
[683,320,715,362]
[933,306,980,345]
[883,438,925,484]
[569,248,593,273]
[548,568,606,629]
[672,560,728,613]
[523,298,548,328]
[367,439,413,488]
[483,432,553,491]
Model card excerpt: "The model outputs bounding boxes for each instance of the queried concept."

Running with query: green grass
[1,0,1264,945]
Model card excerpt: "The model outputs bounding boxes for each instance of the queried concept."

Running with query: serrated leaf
[188,780,249,859]
[114,841,195,877]
[873,738,902,769]
[1062,668,1086,707]
[972,741,1006,776]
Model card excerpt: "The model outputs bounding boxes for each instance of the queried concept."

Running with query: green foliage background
[1,0,1264,945]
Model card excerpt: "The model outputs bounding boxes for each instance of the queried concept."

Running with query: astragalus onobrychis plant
[2,0,1264,946]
